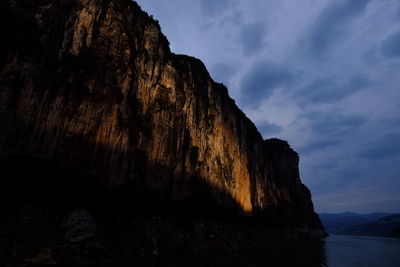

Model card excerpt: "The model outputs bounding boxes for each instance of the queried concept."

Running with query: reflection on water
[157,240,327,267]
[153,235,400,266]
[326,235,400,267]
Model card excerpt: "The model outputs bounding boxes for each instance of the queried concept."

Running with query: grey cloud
[397,2,400,19]
[313,160,337,171]
[307,0,371,58]
[308,113,367,136]
[257,121,282,138]
[296,75,371,105]
[240,62,297,107]
[335,168,363,181]
[210,62,238,85]
[240,22,265,56]
[363,45,380,63]
[299,139,341,155]
[297,79,348,104]
[381,30,400,58]
[217,9,244,27]
[348,74,371,89]
[360,132,400,160]
[198,0,234,17]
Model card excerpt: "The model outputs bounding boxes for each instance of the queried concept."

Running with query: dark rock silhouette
[0,0,325,263]
[62,209,97,243]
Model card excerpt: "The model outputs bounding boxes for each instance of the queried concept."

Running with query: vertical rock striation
[0,0,324,235]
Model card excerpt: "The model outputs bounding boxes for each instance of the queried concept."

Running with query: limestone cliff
[0,0,324,235]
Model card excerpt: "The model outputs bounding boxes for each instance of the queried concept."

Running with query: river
[159,235,400,266]
[325,235,400,267]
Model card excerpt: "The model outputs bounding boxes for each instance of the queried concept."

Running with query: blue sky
[135,0,400,213]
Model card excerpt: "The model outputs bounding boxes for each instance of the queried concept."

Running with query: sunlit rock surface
[0,0,324,236]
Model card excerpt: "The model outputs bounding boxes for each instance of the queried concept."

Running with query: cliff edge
[0,0,325,255]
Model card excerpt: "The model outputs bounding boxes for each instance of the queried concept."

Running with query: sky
[135,0,400,214]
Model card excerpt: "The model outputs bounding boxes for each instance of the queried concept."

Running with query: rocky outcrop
[0,0,324,236]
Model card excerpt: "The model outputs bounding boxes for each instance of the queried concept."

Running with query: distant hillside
[319,212,391,234]
[338,214,400,237]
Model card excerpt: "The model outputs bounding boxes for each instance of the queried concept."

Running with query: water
[326,235,400,267]
[158,235,400,266]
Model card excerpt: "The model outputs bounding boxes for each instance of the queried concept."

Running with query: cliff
[0,0,324,237]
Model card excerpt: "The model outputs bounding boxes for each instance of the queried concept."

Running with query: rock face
[0,0,324,235]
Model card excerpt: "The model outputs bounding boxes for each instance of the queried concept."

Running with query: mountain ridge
[337,214,400,238]
[319,212,392,234]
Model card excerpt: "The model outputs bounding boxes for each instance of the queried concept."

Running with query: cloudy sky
[135,0,400,214]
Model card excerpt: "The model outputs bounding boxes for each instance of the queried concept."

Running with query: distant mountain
[337,214,400,238]
[319,212,391,234]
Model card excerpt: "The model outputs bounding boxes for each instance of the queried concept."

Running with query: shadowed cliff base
[0,156,326,265]
[1,207,327,265]
[1,209,327,265]
[0,154,319,226]
[0,156,243,219]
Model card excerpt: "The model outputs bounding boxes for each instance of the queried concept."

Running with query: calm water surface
[159,235,400,266]
[326,235,400,267]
